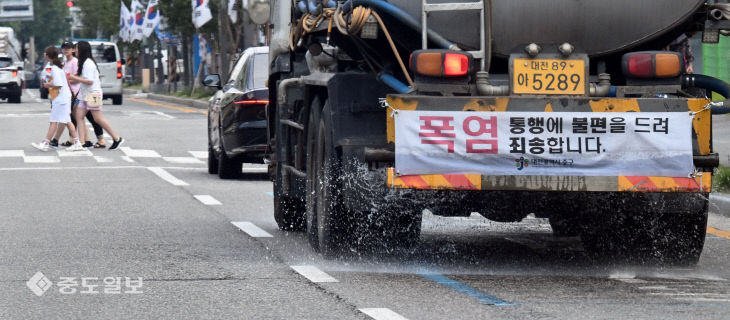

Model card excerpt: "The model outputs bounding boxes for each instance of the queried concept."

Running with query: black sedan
[204,46,269,179]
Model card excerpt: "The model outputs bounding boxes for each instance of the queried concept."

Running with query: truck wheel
[309,100,351,257]
[217,148,241,179]
[40,90,47,99]
[305,100,322,251]
[8,95,20,103]
[207,146,218,174]
[112,95,123,105]
[580,194,708,265]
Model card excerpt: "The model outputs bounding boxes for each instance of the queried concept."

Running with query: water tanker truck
[254,0,730,264]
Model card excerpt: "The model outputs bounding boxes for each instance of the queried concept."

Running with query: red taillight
[623,51,682,79]
[627,54,653,78]
[410,50,472,78]
[443,53,469,77]
[234,99,269,105]
[116,61,122,79]
[12,70,17,77]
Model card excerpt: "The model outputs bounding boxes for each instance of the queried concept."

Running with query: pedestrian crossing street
[0,147,207,165]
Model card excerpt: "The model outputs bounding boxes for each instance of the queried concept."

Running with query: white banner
[192,0,213,28]
[119,1,131,42]
[142,0,161,38]
[394,111,695,177]
[228,0,239,24]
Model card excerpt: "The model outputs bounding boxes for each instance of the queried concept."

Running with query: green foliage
[0,0,70,60]
[715,165,730,192]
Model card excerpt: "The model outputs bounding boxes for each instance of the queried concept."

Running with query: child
[31,46,85,152]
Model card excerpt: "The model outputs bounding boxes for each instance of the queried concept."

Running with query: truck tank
[388,0,705,57]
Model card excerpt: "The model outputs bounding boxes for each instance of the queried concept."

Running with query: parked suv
[0,55,23,103]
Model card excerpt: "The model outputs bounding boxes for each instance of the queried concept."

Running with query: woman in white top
[31,46,84,152]
[67,41,125,150]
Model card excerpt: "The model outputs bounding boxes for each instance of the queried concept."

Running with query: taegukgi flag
[192,0,213,28]
[129,0,145,41]
[119,1,131,42]
[143,0,161,38]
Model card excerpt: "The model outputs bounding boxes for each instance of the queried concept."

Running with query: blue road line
[419,273,515,306]
[266,191,274,197]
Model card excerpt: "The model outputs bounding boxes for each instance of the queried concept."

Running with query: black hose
[681,74,730,114]
[342,0,455,49]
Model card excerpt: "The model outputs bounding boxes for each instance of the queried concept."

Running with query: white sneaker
[67,141,86,152]
[31,141,50,151]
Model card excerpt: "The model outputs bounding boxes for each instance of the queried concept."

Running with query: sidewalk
[123,88,209,110]
[711,192,730,218]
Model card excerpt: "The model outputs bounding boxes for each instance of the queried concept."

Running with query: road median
[123,88,208,110]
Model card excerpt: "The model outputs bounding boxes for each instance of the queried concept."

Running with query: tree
[75,0,121,39]
[0,0,71,61]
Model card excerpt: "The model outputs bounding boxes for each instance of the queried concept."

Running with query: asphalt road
[1,90,730,319]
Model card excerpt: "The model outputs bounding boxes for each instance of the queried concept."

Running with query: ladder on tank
[421,0,486,71]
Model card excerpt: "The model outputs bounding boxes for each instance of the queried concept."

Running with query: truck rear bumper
[386,168,711,193]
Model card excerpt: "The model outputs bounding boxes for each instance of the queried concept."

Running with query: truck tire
[580,193,708,265]
[305,101,322,251]
[207,146,218,174]
[40,90,47,99]
[8,94,20,103]
[272,99,306,232]
[217,147,241,179]
[112,95,123,105]
[308,100,351,257]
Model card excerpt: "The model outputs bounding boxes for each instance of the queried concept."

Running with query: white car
[0,55,23,103]
[89,41,124,105]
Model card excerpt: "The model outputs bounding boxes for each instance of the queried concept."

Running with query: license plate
[512,59,586,95]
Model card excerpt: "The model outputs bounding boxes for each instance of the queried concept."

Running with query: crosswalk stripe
[23,156,60,163]
[0,150,24,157]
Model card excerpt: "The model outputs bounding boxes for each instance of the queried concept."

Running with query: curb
[710,193,730,218]
[123,88,209,110]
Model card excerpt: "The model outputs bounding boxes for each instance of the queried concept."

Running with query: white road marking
[638,286,672,290]
[23,156,60,163]
[163,157,204,164]
[242,167,268,174]
[612,278,649,284]
[193,195,222,205]
[648,292,730,298]
[290,265,339,283]
[153,111,175,119]
[674,297,730,302]
[188,151,207,159]
[147,167,189,186]
[0,150,24,157]
[56,149,93,157]
[25,90,37,99]
[359,308,409,320]
[231,221,273,238]
[94,156,114,163]
[0,113,49,118]
[121,156,135,163]
[120,147,161,158]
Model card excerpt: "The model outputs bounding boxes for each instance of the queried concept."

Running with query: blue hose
[342,0,454,49]
[378,73,411,94]
[681,74,730,114]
